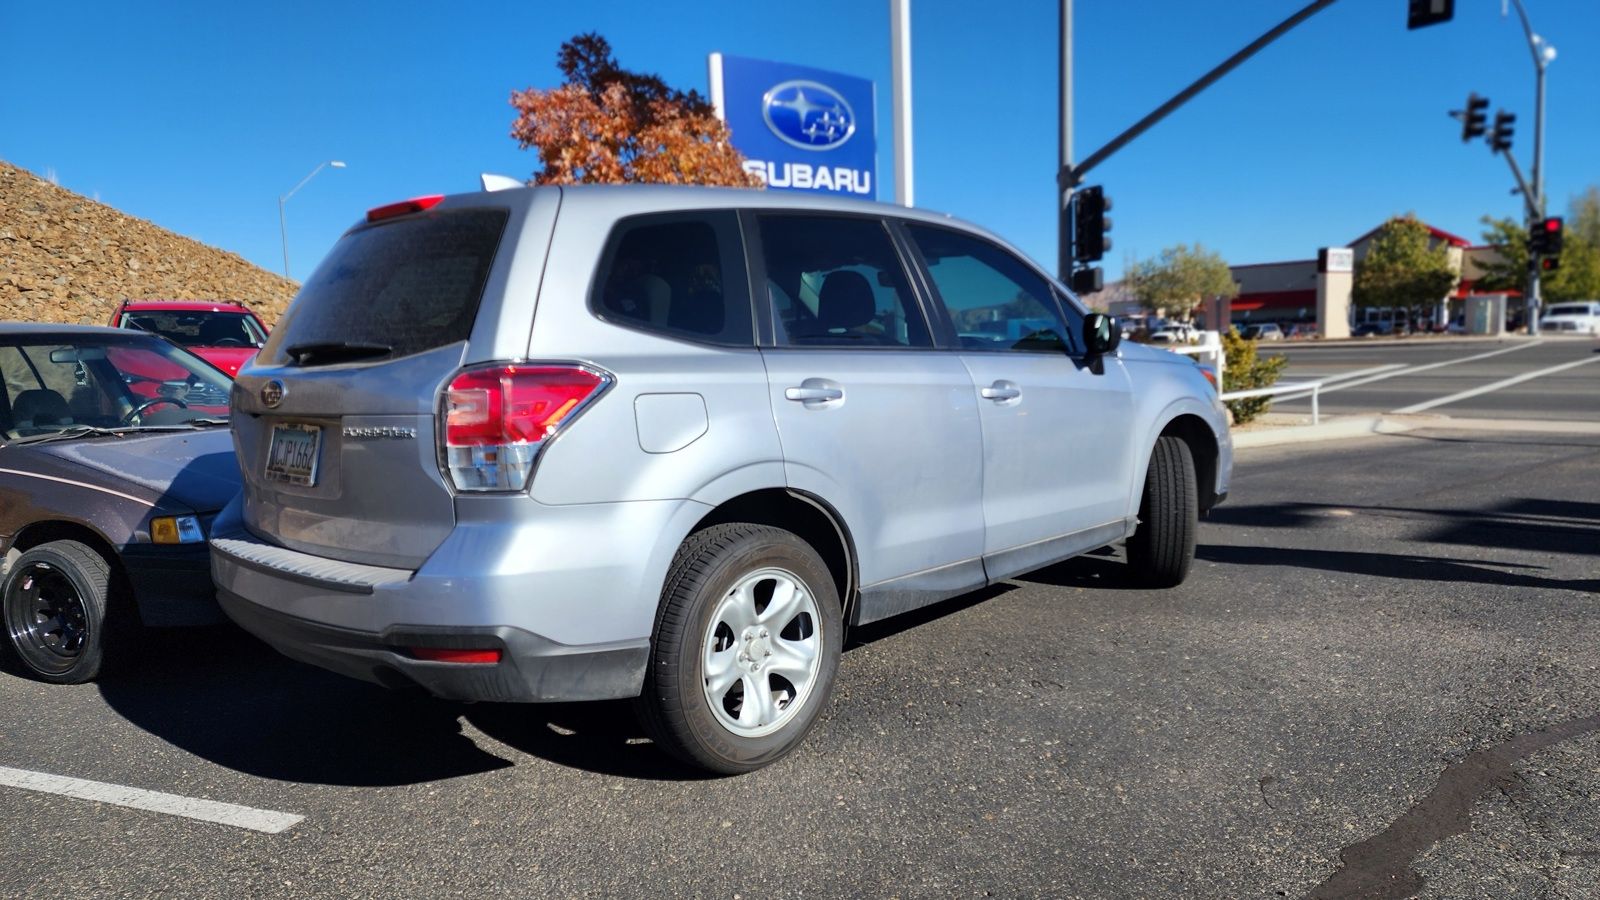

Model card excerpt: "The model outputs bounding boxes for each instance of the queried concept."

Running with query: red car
[109,300,269,376]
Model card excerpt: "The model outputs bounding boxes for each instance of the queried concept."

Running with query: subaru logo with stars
[761,80,856,151]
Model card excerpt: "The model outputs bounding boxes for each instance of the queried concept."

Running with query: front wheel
[2,540,115,684]
[637,523,842,774]
[1126,436,1198,588]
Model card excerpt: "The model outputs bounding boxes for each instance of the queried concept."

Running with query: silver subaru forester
[212,183,1231,773]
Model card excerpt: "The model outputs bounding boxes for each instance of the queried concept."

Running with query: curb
[1231,414,1600,449]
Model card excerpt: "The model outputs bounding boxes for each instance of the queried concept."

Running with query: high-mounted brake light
[367,194,445,222]
[440,363,611,492]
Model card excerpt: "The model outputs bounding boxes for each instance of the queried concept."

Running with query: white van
[1540,301,1600,335]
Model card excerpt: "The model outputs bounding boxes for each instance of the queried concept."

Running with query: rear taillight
[439,363,611,492]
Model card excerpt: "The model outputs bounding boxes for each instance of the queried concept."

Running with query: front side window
[592,212,750,346]
[906,224,1075,354]
[759,215,931,349]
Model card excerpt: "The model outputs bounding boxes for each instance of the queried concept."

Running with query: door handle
[980,381,1022,401]
[785,385,844,402]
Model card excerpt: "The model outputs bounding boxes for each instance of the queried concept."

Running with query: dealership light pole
[1505,0,1553,335]
[890,0,913,206]
[278,160,346,281]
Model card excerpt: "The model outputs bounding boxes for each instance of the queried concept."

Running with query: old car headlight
[150,515,205,545]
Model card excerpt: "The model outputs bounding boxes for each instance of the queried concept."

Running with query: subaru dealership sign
[709,53,876,198]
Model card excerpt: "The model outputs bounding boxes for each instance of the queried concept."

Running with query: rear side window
[758,215,931,349]
[591,212,751,346]
[262,208,509,365]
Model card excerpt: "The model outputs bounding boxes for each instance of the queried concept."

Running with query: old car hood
[36,428,241,514]
[193,347,258,377]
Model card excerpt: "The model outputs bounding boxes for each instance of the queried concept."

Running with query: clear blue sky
[3,0,1596,284]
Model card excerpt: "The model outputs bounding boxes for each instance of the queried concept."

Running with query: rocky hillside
[0,160,297,327]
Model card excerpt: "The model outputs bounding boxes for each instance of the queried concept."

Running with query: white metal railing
[1220,381,1325,425]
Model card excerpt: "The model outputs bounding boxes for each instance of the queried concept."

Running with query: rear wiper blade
[284,341,393,365]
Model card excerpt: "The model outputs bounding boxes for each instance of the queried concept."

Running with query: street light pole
[1506,0,1553,335]
[278,160,347,281]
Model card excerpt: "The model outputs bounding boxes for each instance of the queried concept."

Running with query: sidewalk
[1232,410,1600,449]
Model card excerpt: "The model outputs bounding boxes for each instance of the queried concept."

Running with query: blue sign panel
[714,54,876,198]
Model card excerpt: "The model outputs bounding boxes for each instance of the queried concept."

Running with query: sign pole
[890,0,914,206]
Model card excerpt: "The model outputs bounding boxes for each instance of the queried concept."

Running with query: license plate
[265,423,323,486]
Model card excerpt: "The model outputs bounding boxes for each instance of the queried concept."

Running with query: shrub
[1221,327,1287,425]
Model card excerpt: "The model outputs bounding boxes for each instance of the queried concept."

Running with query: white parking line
[0,766,303,834]
[1392,355,1600,414]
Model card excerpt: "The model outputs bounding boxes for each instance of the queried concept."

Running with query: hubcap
[701,567,822,738]
[5,562,89,675]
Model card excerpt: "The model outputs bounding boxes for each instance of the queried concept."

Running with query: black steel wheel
[2,540,113,684]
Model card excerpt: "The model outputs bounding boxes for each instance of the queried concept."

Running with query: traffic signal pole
[1057,0,1073,280]
[1506,0,1551,335]
[1057,0,1342,280]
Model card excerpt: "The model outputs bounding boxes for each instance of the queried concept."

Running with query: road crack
[1305,712,1600,900]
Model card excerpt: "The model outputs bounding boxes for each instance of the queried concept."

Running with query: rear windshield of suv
[261,208,509,366]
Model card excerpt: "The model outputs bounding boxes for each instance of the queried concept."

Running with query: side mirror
[1083,313,1121,356]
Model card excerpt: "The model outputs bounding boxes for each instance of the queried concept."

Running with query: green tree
[1126,243,1238,316]
[1352,215,1457,316]
[1220,327,1287,425]
[1474,215,1526,293]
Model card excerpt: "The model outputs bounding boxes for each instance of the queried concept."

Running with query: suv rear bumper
[217,590,647,703]
[209,493,709,702]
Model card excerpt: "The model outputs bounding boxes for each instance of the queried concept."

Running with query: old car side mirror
[1083,313,1121,356]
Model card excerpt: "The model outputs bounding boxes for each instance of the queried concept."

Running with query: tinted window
[906,224,1074,354]
[592,212,750,346]
[262,208,509,365]
[759,215,930,349]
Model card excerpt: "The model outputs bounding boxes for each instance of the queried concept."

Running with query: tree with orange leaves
[510,34,763,188]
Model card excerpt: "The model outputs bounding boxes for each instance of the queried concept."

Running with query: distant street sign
[709,54,877,198]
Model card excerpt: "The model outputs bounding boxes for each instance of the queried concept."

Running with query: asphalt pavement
[1,427,1598,898]
[1258,337,1600,422]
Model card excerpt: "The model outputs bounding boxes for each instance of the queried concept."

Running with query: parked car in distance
[1241,323,1284,341]
[1539,301,1600,335]
[0,324,239,683]
[111,300,269,376]
[213,184,1232,774]
[1286,323,1318,340]
[1351,322,1388,337]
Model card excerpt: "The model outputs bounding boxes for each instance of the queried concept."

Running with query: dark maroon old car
[0,323,239,683]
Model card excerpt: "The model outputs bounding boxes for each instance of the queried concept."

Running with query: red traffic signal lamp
[1528,216,1564,256]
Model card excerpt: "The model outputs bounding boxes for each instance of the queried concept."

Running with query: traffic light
[1489,110,1515,153]
[1460,93,1488,142]
[1528,216,1564,256]
[1541,256,1560,273]
[1073,185,1112,263]
[1408,0,1454,29]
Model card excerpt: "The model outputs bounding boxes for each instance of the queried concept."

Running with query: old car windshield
[123,310,266,349]
[0,336,233,440]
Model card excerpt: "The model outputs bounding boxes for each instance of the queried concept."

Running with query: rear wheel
[1126,436,1198,588]
[2,541,115,684]
[638,523,842,774]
